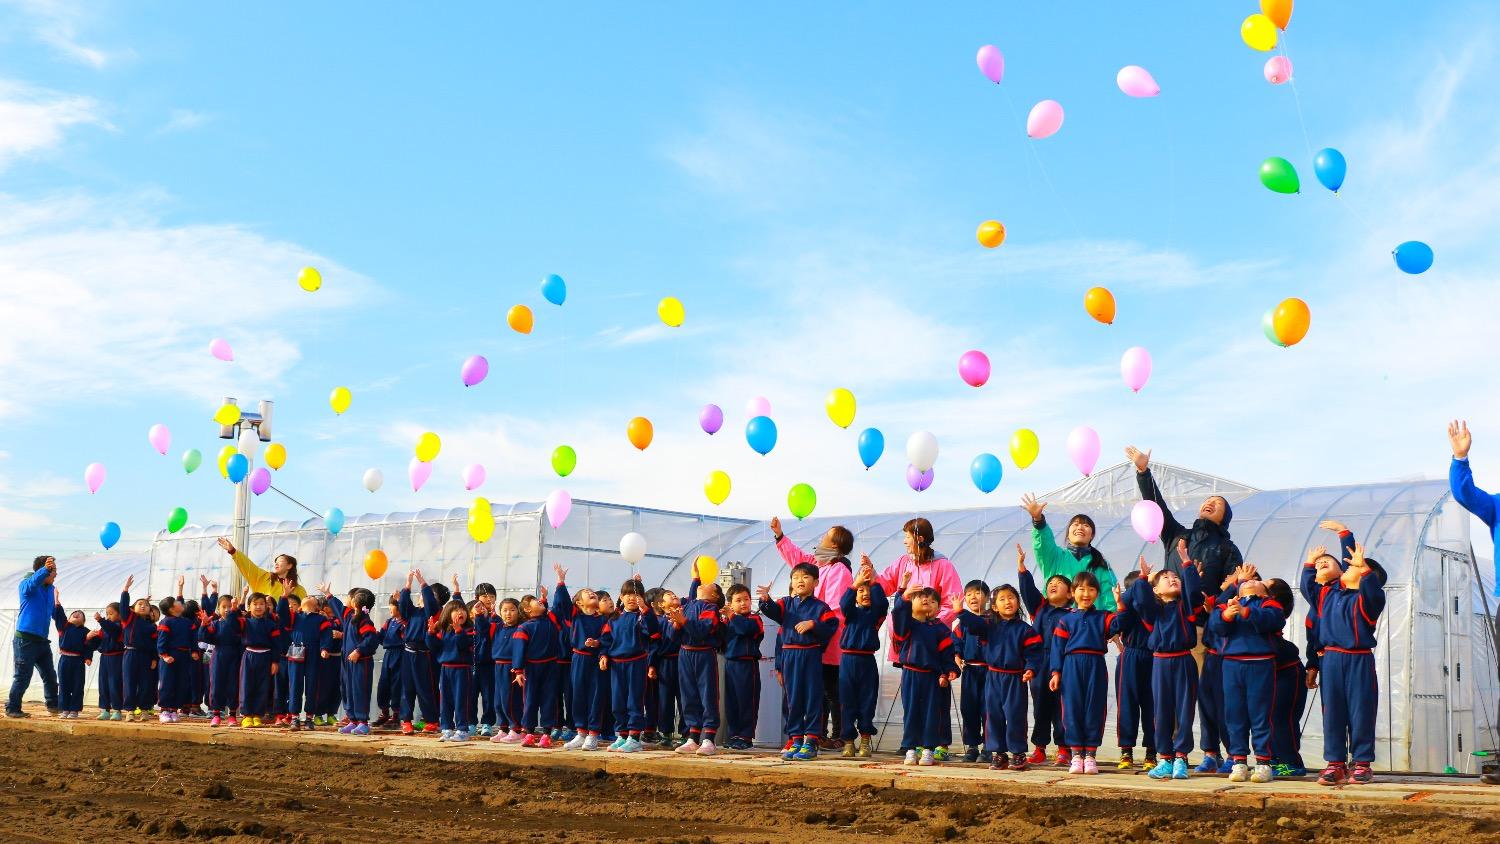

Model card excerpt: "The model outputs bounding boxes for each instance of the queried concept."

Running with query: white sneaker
[582,734,600,751]
[919,749,936,766]
[1228,763,1251,782]
[676,738,700,754]
[1251,764,1275,783]
[439,730,454,741]
[607,736,628,752]
[564,732,587,750]
[696,739,717,756]
[158,712,172,723]
[904,749,919,765]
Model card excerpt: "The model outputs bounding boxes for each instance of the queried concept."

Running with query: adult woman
[1019,493,1118,611]
[868,518,962,663]
[216,537,307,600]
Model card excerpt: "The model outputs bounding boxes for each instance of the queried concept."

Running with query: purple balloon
[461,354,489,387]
[249,467,272,496]
[699,403,723,435]
[906,464,934,492]
[976,44,1004,85]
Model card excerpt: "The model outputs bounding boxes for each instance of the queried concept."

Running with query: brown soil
[0,731,1491,843]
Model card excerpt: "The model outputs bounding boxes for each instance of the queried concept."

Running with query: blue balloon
[857,428,884,469]
[100,521,121,550]
[745,415,778,456]
[1313,148,1346,193]
[325,507,346,536]
[1393,240,1433,274]
[226,453,249,484]
[969,453,1003,494]
[541,273,567,306]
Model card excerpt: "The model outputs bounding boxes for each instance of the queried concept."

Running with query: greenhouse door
[1415,546,1474,772]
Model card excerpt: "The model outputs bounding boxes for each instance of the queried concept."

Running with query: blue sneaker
[1147,758,1175,779]
[1194,755,1221,774]
[351,722,370,736]
[1272,762,1306,777]
[607,736,628,752]
[1218,756,1235,774]
[932,746,950,762]
[792,741,819,761]
[1172,758,1190,779]
[782,741,800,761]
[560,728,577,742]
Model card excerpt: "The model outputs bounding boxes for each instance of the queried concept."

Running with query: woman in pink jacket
[771,516,854,750]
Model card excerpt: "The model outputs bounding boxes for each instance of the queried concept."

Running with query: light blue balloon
[745,415,778,456]
[857,428,884,470]
[226,453,249,484]
[325,507,345,536]
[969,453,1003,494]
[100,521,121,550]
[541,273,567,306]
[1393,240,1433,274]
[1313,147,1346,193]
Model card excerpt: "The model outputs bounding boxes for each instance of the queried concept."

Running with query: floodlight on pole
[219,397,274,594]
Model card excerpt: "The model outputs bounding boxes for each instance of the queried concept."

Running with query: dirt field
[0,730,1493,843]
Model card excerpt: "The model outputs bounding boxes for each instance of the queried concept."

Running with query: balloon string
[1000,88,1084,239]
[267,483,323,519]
[1277,35,1316,161]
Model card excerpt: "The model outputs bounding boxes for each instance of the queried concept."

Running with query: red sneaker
[422,722,438,733]
[1055,749,1072,767]
[521,733,538,747]
[400,721,414,736]
[1349,763,1373,785]
[538,734,554,748]
[1318,762,1349,786]
[1026,746,1047,765]
[1010,757,1029,772]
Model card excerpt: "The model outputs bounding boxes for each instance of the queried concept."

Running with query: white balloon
[906,431,939,472]
[363,467,384,493]
[619,531,648,564]
[236,429,262,461]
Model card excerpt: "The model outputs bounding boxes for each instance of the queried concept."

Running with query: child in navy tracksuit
[330,588,379,735]
[891,579,958,766]
[279,594,333,729]
[676,577,724,754]
[600,580,661,752]
[973,578,1043,771]
[469,584,497,736]
[552,567,608,749]
[759,564,838,761]
[722,584,764,750]
[91,604,124,720]
[487,598,524,743]
[200,595,244,726]
[54,601,94,718]
[1114,570,1156,770]
[237,591,283,726]
[1125,553,1204,780]
[649,589,683,747]
[119,577,156,720]
[397,572,443,734]
[1018,561,1072,765]
[426,599,475,740]
[837,563,887,758]
[156,596,200,722]
[1208,567,1285,783]
[314,601,343,726]
[951,579,992,764]
[509,589,564,747]
[1265,577,1308,776]
[375,597,405,726]
[1049,570,1134,774]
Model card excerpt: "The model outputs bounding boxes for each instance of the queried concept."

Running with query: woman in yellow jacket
[216,537,307,600]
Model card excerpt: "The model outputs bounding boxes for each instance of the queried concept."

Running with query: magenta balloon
[409,457,433,492]
[1131,500,1164,544]
[1066,425,1101,476]
[976,44,1004,84]
[958,350,991,387]
[700,403,724,435]
[1027,100,1064,139]
[84,462,106,494]
[249,467,272,496]
[461,354,489,387]
[463,463,486,491]
[906,464,934,492]
[1264,55,1293,85]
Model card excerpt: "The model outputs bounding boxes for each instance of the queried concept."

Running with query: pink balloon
[84,462,106,494]
[976,45,1004,84]
[546,488,573,530]
[409,457,432,492]
[1131,500,1164,544]
[463,463,486,491]
[208,338,233,362]
[957,350,991,388]
[747,396,772,418]
[1116,65,1160,98]
[1264,55,1293,85]
[461,355,489,387]
[1120,346,1153,393]
[249,467,272,496]
[147,423,171,455]
[1027,100,1064,139]
[906,464,934,492]
[1066,426,1101,476]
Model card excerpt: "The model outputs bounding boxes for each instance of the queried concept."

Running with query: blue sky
[3,1,1500,561]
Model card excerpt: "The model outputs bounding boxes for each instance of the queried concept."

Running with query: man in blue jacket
[7,555,60,717]
[1448,420,1500,592]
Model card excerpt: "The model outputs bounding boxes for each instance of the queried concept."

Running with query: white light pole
[219,397,274,595]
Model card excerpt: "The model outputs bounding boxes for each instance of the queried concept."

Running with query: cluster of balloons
[509,273,568,336]
[408,431,441,492]
[1240,0,1293,52]
[1264,297,1311,347]
[906,431,938,492]
[1260,148,1346,195]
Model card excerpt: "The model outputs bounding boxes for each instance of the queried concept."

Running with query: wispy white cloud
[0,79,107,170]
[0,0,124,68]
[155,108,211,136]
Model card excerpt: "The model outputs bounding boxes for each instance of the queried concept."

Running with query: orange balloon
[1272,297,1311,346]
[364,549,389,580]
[976,220,1006,248]
[507,304,534,335]
[627,416,654,451]
[1084,287,1116,325]
[1260,0,1293,30]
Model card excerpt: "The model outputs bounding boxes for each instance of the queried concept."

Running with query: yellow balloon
[329,386,352,415]
[468,496,494,543]
[1010,428,1040,470]
[217,445,238,478]
[298,267,322,292]
[212,404,241,427]
[415,431,442,463]
[657,296,685,328]
[825,388,856,429]
[264,442,287,470]
[1240,13,1278,51]
[694,555,719,584]
[704,470,732,506]
[976,220,1006,249]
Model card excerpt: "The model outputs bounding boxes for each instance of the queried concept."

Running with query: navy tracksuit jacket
[678,595,724,736]
[237,611,283,717]
[487,619,521,730]
[601,608,661,734]
[428,620,475,731]
[278,600,333,718]
[377,616,406,716]
[1207,593,1285,763]
[92,616,124,712]
[759,594,836,739]
[554,584,608,733]
[975,613,1043,756]
[1018,570,1071,749]
[723,611,765,742]
[398,586,440,723]
[200,610,245,713]
[510,610,564,732]
[1124,566,1204,757]
[54,608,95,712]
[1050,606,1132,751]
[155,614,199,711]
[1301,557,1386,765]
[952,608,990,749]
[837,583,888,740]
[890,595,957,750]
[119,592,157,712]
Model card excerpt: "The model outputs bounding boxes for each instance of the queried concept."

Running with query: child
[54,597,94,718]
[758,564,837,761]
[315,599,344,726]
[1302,541,1386,785]
[951,579,992,763]
[675,577,724,755]
[553,565,607,750]
[1208,564,1283,783]
[375,596,405,727]
[488,597,525,743]
[1114,569,1156,770]
[891,576,958,766]
[594,591,617,742]
[155,595,200,722]
[648,588,683,748]
[278,592,332,730]
[837,558,888,758]
[201,594,244,727]
[118,576,156,721]
[91,603,125,720]
[1265,577,1308,777]
[970,547,1045,770]
[509,587,564,747]
[722,584,765,750]
[1017,559,1072,766]
[1125,549,1203,780]
[332,588,379,735]
[1197,574,1231,775]
[600,579,661,752]
[471,583,497,736]
[771,516,854,747]
[237,587,285,727]
[427,599,475,741]
[397,570,442,735]
[1049,571,1134,774]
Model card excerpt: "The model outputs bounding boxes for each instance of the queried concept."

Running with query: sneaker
[1218,757,1235,774]
[1318,762,1349,786]
[477,725,492,738]
[1148,758,1175,779]
[452,730,470,742]
[439,730,455,741]
[1142,755,1158,771]
[782,740,799,761]
[97,710,111,721]
[582,734,600,751]
[159,712,172,723]
[502,729,526,743]
[1055,749,1072,768]
[1272,763,1306,777]
[109,711,123,721]
[352,723,370,735]
[1026,746,1047,765]
[226,716,239,727]
[1194,755,1221,774]
[537,734,554,749]
[607,736,628,752]
[1117,750,1134,769]
[1349,763,1373,785]
[1083,756,1099,775]
[422,722,438,734]
[1010,756,1029,772]
[560,728,578,742]
[989,753,1009,771]
[696,739,717,756]
[679,738,702,755]
[858,736,873,758]
[288,720,302,732]
[210,715,221,728]
[903,749,919,765]
[963,746,979,763]
[793,741,818,761]
[489,729,509,743]
[1251,764,1275,783]
[521,733,538,747]
[549,728,563,741]
[918,749,936,766]
[401,721,415,736]
[978,749,992,763]
[564,732,588,750]
[1172,758,1190,779]
[620,737,643,753]
[1068,754,1085,774]
[841,741,857,758]
[932,746,949,762]
[132,708,144,721]
[1228,762,1251,783]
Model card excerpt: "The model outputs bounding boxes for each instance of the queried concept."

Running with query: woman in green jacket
[1020,493,1119,611]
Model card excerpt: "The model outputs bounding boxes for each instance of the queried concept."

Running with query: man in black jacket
[1124,446,1243,602]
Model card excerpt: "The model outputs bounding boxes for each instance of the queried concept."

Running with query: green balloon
[1259,156,1300,194]
[1261,310,1286,347]
[182,448,203,474]
[167,506,188,534]
[551,445,577,478]
[787,483,817,520]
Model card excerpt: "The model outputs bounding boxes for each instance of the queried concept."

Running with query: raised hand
[1318,520,1348,535]
[1020,493,1046,521]
[317,582,332,597]
[770,516,783,538]
[217,537,235,555]
[537,585,548,603]
[405,570,415,589]
[754,583,771,602]
[451,574,461,592]
[1125,445,1151,473]
[200,574,210,590]
[949,595,964,615]
[1346,543,1368,571]
[1016,544,1027,573]
[1112,584,1123,606]
[1176,538,1190,566]
[1306,545,1328,565]
[210,580,219,593]
[1138,555,1151,578]
[176,574,185,592]
[413,569,426,587]
[1450,420,1472,460]
[552,562,567,583]
[124,574,134,591]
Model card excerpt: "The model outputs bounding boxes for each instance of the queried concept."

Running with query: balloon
[546,489,573,530]
[857,428,885,470]
[182,448,202,475]
[467,499,493,543]
[704,470,732,506]
[414,431,441,463]
[167,506,188,534]
[958,350,990,387]
[84,462,106,494]
[1314,148,1346,193]
[1066,425,1101,476]
[746,416,778,456]
[1259,157,1299,194]
[1264,55,1293,85]
[100,521,121,551]
[976,44,1004,84]
[364,467,384,492]
[627,417,654,451]
[329,386,352,415]
[694,555,719,584]
[619,531,647,565]
[1241,13,1278,51]
[461,355,489,387]
[265,442,287,470]
[1131,500,1164,543]
[364,549,388,580]
[746,396,772,418]
[906,465,934,492]
[1261,0,1293,30]
[148,424,171,455]
[249,467,271,496]
[969,454,1002,494]
[906,431,939,472]
[298,267,322,292]
[1393,241,1434,274]
[552,445,577,477]
[1116,65,1160,98]
[217,445,237,478]
[463,463,486,491]
[1120,346,1153,393]
[1010,429,1040,469]
[1084,287,1116,325]
[699,404,723,435]
[226,453,249,484]
[541,273,567,306]
[325,507,346,537]
[1262,310,1287,347]
[1272,297,1311,346]
[1026,100,1064,139]
[408,458,431,492]
[657,296,685,328]
[825,388,856,429]
[213,404,241,427]
[209,338,233,362]
[237,428,262,461]
[976,220,1006,248]
[507,304,534,334]
[788,483,818,519]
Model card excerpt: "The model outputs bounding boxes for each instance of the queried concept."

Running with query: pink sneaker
[209,715,221,727]
[226,716,239,727]
[1068,754,1085,774]
[1083,756,1099,775]
[490,729,510,743]
[538,734,554,749]
[501,729,525,744]
[521,733,538,747]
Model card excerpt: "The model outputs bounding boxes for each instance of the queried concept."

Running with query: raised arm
[1450,448,1498,529]
[1128,448,1187,545]
[771,516,817,567]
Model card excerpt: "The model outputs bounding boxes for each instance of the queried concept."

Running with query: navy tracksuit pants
[610,656,648,733]
[597,662,614,737]
[493,662,521,730]
[1116,648,1155,752]
[556,658,571,730]
[1223,657,1275,762]
[780,648,823,739]
[122,649,153,711]
[1059,652,1108,750]
[57,654,86,711]
[570,655,603,733]
[238,650,274,716]
[982,668,1029,756]
[935,681,953,747]
[97,652,123,711]
[377,649,402,715]
[273,658,289,715]
[959,664,986,747]
[438,665,471,730]
[187,655,203,709]
[287,658,317,717]
[1272,660,1306,767]
[724,657,759,741]
[680,648,721,736]
[317,653,341,716]
[838,653,877,739]
[1199,652,1226,756]
[520,660,559,732]
[209,648,242,713]
[399,648,437,722]
[899,667,941,750]
[654,656,681,736]
[344,657,374,721]
[474,660,495,727]
[1029,673,1065,748]
[158,651,192,710]
[1320,650,1377,764]
[1152,652,1198,757]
